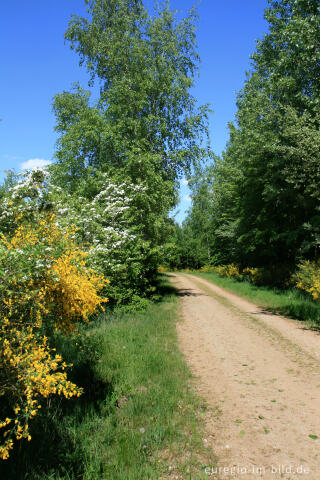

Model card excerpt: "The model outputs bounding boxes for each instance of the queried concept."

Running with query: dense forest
[167,0,320,292]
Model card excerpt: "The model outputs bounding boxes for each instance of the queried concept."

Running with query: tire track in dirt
[170,273,320,479]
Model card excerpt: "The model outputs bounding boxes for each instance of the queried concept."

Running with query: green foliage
[51,171,155,304]
[183,166,215,266]
[0,280,213,479]
[0,0,212,471]
[294,259,320,301]
[0,168,151,305]
[176,0,320,280]
[51,0,211,287]
[57,0,210,178]
[162,220,208,270]
[0,179,110,460]
[225,0,320,266]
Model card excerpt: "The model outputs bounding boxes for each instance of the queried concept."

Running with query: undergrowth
[0,277,214,479]
[190,272,320,328]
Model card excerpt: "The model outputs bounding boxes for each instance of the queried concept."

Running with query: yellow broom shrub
[294,259,320,301]
[0,213,109,459]
[157,266,168,273]
[215,264,241,279]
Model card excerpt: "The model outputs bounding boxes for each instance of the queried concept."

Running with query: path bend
[170,273,320,479]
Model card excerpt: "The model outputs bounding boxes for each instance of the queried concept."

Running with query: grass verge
[1,277,214,479]
[189,272,320,327]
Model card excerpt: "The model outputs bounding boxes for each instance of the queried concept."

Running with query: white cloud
[20,158,51,170]
[182,178,189,185]
[184,195,192,202]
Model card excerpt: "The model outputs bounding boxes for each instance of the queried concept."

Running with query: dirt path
[170,273,320,479]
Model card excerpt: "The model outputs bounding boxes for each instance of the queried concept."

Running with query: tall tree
[52,0,211,247]
[185,165,214,265]
[180,0,320,274]
[231,0,320,265]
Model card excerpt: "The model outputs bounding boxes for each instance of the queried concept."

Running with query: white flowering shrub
[0,168,151,305]
[0,170,109,460]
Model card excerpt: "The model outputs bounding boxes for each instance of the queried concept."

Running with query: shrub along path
[170,273,320,479]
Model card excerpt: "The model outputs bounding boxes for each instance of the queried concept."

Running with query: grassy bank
[1,278,214,479]
[189,272,320,327]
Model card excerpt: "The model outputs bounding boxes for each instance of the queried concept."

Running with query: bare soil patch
[170,273,320,479]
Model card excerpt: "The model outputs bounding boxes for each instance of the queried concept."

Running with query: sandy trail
[170,273,320,480]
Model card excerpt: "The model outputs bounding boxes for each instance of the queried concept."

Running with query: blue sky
[0,0,268,221]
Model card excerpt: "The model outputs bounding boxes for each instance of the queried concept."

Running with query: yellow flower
[0,213,108,459]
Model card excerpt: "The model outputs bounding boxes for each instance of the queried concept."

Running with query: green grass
[189,272,320,327]
[1,278,214,479]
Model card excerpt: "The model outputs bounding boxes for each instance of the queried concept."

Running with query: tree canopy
[173,0,320,279]
[50,0,211,295]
